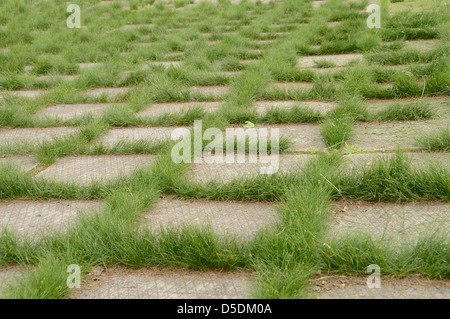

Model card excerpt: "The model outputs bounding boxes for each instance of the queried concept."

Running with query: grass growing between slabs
[0,0,449,299]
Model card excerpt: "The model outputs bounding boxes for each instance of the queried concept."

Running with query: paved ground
[0,127,78,147]
[140,197,278,238]
[312,275,450,299]
[0,200,104,241]
[71,267,253,299]
[329,201,449,244]
[36,155,156,185]
[0,0,448,300]
[0,267,22,298]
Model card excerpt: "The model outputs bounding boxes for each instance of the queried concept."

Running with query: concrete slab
[253,100,337,115]
[141,198,278,238]
[329,201,449,243]
[0,156,40,172]
[98,127,190,147]
[0,127,79,147]
[35,103,118,121]
[298,54,363,68]
[189,86,230,98]
[85,87,131,98]
[72,267,253,299]
[138,101,222,117]
[0,200,105,241]
[313,275,450,299]
[271,82,314,91]
[0,267,21,298]
[36,155,156,185]
[350,119,449,152]
[188,154,314,183]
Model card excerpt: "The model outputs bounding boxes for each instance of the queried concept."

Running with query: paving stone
[85,87,131,98]
[188,154,313,183]
[146,61,183,68]
[141,198,277,238]
[79,62,103,69]
[252,100,337,115]
[98,127,189,147]
[37,75,78,82]
[312,0,329,8]
[138,101,222,117]
[0,267,21,298]
[35,103,119,121]
[0,200,104,241]
[0,90,47,99]
[0,156,40,172]
[189,86,230,98]
[270,82,314,91]
[313,276,450,299]
[36,155,156,185]
[235,124,324,152]
[349,119,449,151]
[298,53,363,68]
[72,267,253,299]
[329,201,449,244]
[0,127,79,147]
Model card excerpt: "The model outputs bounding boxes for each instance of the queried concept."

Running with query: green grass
[0,0,449,299]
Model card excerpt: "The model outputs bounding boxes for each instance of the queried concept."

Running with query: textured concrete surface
[0,200,104,241]
[0,267,21,298]
[312,0,329,8]
[271,82,314,91]
[350,119,449,151]
[36,103,118,121]
[98,127,189,147]
[0,127,79,147]
[312,276,450,299]
[36,155,156,185]
[85,87,131,98]
[189,86,230,98]
[141,198,278,238]
[138,101,222,118]
[146,61,182,68]
[249,124,324,152]
[188,154,313,183]
[0,156,40,172]
[329,201,449,243]
[252,100,337,115]
[0,90,47,99]
[72,267,253,299]
[298,53,363,68]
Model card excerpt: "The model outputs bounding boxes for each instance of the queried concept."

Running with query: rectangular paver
[313,276,449,299]
[72,267,253,299]
[35,103,120,121]
[349,119,449,151]
[137,101,222,118]
[141,198,278,238]
[0,200,104,241]
[253,100,337,115]
[298,53,363,68]
[329,201,449,244]
[188,154,314,183]
[0,127,79,147]
[36,155,156,185]
[0,156,40,173]
[98,127,189,147]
